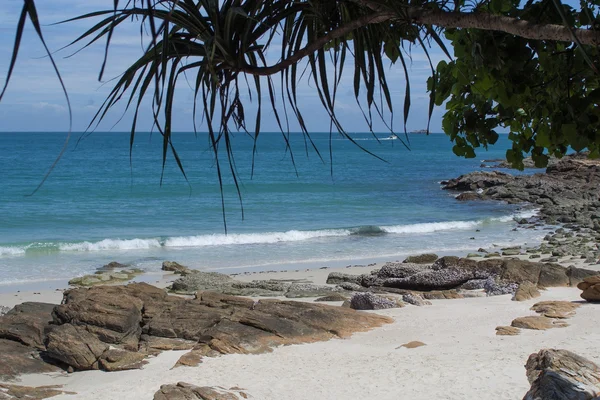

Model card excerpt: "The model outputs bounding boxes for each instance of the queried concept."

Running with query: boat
[388,134,398,140]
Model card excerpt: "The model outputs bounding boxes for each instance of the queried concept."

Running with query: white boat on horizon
[388,134,398,140]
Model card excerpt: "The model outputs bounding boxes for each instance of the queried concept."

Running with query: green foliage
[432,1,600,168]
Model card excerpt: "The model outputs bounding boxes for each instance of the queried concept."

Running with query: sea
[0,131,545,287]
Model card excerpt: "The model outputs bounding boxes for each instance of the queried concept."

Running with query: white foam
[58,238,162,252]
[382,220,480,234]
[0,246,26,256]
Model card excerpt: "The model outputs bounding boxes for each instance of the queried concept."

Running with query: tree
[2,0,599,174]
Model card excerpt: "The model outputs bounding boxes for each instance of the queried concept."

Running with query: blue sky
[0,1,448,133]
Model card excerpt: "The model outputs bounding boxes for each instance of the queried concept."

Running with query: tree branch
[238,7,600,76]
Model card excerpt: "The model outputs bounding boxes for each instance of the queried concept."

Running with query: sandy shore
[0,252,598,400]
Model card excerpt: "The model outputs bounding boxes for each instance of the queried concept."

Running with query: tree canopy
[2,0,600,174]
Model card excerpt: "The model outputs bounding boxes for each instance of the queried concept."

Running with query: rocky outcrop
[578,276,600,302]
[68,268,143,287]
[442,155,600,230]
[513,282,541,302]
[495,326,520,336]
[511,316,567,330]
[154,383,251,400]
[403,253,438,264]
[509,301,579,332]
[0,283,392,378]
[162,261,192,275]
[523,349,600,400]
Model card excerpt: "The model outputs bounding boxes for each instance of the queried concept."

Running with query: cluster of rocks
[0,283,391,382]
[442,154,600,231]
[496,301,581,334]
[154,383,251,400]
[68,261,143,287]
[325,256,599,301]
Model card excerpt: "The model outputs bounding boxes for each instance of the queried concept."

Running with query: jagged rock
[402,293,431,306]
[139,335,197,354]
[496,326,520,336]
[484,277,519,296]
[523,349,600,400]
[284,283,341,298]
[0,339,60,381]
[459,278,488,290]
[349,293,402,310]
[0,302,55,350]
[314,293,348,302]
[513,282,541,302]
[511,316,568,330]
[530,301,580,319]
[325,272,362,285]
[0,384,75,399]
[578,275,600,302]
[403,253,438,264]
[154,382,251,400]
[382,268,479,291]
[456,192,482,201]
[45,324,109,370]
[337,282,365,291]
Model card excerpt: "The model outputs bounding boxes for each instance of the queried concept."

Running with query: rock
[523,349,600,400]
[495,326,520,336]
[69,269,141,287]
[139,335,197,354]
[459,278,488,290]
[530,301,580,319]
[170,271,234,294]
[98,348,148,372]
[567,266,599,286]
[284,283,341,298]
[376,263,427,278]
[502,249,522,256]
[0,302,55,349]
[484,277,519,296]
[455,192,482,201]
[513,282,541,302]
[0,306,10,316]
[537,264,570,287]
[337,282,365,291]
[421,290,464,300]
[314,293,348,302]
[382,268,478,291]
[466,253,481,258]
[45,324,109,370]
[325,272,362,285]
[0,339,61,381]
[511,316,568,330]
[349,293,402,310]
[162,261,192,275]
[96,261,128,272]
[403,253,438,264]
[402,293,431,306]
[578,275,600,301]
[398,341,426,349]
[0,384,75,399]
[500,260,543,285]
[154,382,251,400]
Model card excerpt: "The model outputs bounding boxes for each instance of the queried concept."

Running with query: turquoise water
[0,132,543,284]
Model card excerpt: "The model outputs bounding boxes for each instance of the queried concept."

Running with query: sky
[0,1,448,133]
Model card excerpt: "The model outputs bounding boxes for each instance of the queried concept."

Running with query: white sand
[2,258,600,399]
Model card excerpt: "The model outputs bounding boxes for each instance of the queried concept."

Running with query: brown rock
[578,275,600,302]
[45,324,108,370]
[0,384,75,399]
[139,335,197,354]
[0,302,55,350]
[567,266,599,286]
[403,253,439,264]
[154,382,251,400]
[162,261,192,275]
[511,316,568,330]
[98,348,148,372]
[398,341,426,349]
[523,349,600,400]
[495,326,520,336]
[530,301,580,319]
[421,290,464,300]
[500,260,542,285]
[537,264,570,287]
[0,339,60,381]
[513,282,541,302]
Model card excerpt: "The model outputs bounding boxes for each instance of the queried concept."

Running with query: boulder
[170,271,233,294]
[45,324,109,370]
[97,348,148,372]
[96,261,128,272]
[349,293,402,310]
[578,275,600,302]
[500,260,543,285]
[0,302,55,350]
[375,263,427,278]
[455,192,482,201]
[154,382,251,400]
[314,293,348,302]
[484,277,519,296]
[513,282,541,302]
[567,266,599,286]
[537,264,570,287]
[382,268,477,291]
[523,349,600,400]
[403,253,438,264]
